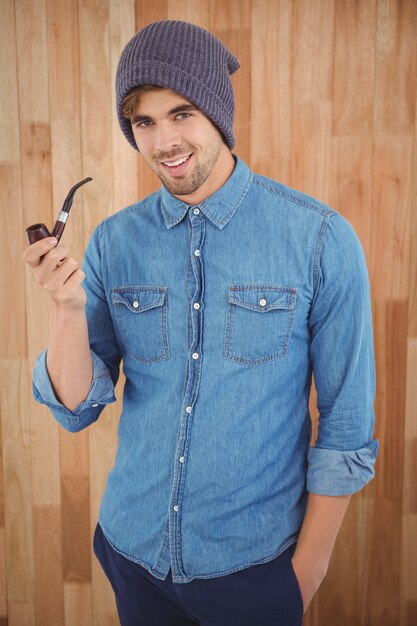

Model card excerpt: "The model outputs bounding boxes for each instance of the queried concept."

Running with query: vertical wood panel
[0,0,415,624]
[61,472,91,582]
[330,136,373,252]
[79,0,112,232]
[401,91,417,624]
[384,302,408,501]
[46,0,83,222]
[251,0,292,181]
[15,0,49,124]
[0,359,35,602]
[323,4,379,623]
[374,0,417,134]
[33,507,64,626]
[370,137,413,300]
[0,164,27,357]
[0,0,20,161]
[331,0,376,250]
[402,339,417,623]
[7,603,36,626]
[332,0,376,135]
[363,302,407,625]
[109,0,138,211]
[291,0,334,202]
[0,528,6,621]
[64,582,92,626]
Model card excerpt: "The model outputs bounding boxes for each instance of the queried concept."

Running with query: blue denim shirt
[32,153,379,583]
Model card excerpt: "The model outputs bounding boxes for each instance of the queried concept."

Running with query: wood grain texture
[251,0,292,180]
[109,0,138,211]
[7,603,36,626]
[0,358,35,603]
[291,0,334,202]
[1,0,416,623]
[64,582,92,626]
[15,0,49,124]
[333,0,377,135]
[0,528,7,620]
[33,506,64,626]
[0,0,20,161]
[0,164,26,357]
[374,0,417,134]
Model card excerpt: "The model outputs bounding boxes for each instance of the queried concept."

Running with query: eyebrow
[131,103,198,124]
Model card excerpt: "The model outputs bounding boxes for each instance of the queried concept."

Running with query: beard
[150,137,221,197]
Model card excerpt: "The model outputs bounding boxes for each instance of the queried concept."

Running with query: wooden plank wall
[0,0,415,624]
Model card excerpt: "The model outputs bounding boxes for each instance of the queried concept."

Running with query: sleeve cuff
[32,349,117,431]
[306,439,379,495]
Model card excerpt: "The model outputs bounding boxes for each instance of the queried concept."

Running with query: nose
[154,121,182,153]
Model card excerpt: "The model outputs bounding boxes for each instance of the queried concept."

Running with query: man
[27,20,379,626]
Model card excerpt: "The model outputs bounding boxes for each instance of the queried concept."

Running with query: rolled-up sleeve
[306,212,379,496]
[31,221,121,432]
[32,348,117,432]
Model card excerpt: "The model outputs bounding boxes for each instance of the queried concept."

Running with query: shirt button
[133,301,139,308]
[173,505,179,512]
[194,249,200,256]
[186,406,192,413]
[193,302,200,309]
[179,456,185,463]
[193,208,200,215]
[92,403,98,407]
[192,352,199,359]
[259,298,267,306]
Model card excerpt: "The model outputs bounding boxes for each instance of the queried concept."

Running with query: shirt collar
[159,153,254,230]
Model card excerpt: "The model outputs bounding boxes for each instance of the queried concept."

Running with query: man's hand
[291,555,326,615]
[289,492,352,615]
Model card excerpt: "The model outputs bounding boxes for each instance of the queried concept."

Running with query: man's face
[130,88,231,201]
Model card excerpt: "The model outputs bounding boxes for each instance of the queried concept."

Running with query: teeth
[163,154,190,167]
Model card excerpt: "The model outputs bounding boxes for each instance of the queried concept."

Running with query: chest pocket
[111,286,170,364]
[224,284,297,365]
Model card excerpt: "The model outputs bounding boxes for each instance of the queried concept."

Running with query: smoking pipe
[25,177,93,245]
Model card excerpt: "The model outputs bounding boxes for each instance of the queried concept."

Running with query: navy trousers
[93,522,304,626]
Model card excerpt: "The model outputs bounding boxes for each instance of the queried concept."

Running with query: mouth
[160,153,194,177]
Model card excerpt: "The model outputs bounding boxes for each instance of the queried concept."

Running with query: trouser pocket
[92,522,118,592]
[286,543,304,618]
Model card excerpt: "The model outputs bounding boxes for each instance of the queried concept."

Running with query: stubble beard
[152,139,221,197]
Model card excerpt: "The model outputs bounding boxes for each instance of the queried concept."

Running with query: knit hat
[115,20,240,151]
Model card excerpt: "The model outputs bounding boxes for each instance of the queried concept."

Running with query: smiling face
[128,87,236,205]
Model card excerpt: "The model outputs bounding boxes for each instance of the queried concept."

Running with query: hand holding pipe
[25,177,93,245]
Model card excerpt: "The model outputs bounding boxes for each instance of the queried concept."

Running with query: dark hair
[122,85,164,119]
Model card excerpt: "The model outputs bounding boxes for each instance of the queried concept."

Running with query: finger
[42,256,80,291]
[22,237,58,267]
[34,245,71,281]
[46,267,86,306]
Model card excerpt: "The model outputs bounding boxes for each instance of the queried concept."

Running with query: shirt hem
[97,518,300,584]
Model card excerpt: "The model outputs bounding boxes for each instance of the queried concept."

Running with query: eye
[135,120,151,128]
[134,112,192,129]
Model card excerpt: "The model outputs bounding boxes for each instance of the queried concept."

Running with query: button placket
[169,207,206,578]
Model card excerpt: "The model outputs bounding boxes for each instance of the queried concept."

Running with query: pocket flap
[228,284,297,312]
[111,286,167,313]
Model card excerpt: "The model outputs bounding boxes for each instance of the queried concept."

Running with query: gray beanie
[115,20,240,151]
